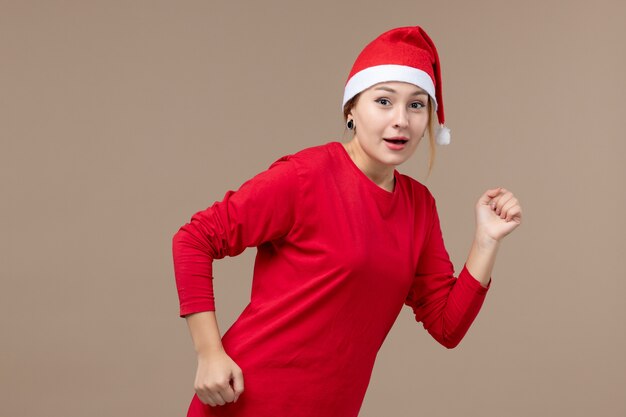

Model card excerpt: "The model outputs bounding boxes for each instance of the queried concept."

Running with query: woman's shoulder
[292,140,337,159]
[271,141,338,170]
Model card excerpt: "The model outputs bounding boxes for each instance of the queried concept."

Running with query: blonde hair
[342,93,437,179]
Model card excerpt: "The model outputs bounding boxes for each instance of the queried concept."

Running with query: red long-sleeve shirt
[172,141,491,417]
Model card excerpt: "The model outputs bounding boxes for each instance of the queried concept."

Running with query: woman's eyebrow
[374,86,428,96]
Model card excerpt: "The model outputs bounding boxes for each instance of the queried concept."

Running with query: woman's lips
[383,138,408,150]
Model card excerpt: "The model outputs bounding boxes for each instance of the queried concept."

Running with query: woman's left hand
[475,187,522,243]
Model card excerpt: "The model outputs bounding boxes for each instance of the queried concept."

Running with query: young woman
[172,25,522,417]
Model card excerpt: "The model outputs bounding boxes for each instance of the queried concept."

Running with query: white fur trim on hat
[342,64,438,111]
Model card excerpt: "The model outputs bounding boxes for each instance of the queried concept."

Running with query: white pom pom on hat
[342,26,451,145]
[436,125,450,145]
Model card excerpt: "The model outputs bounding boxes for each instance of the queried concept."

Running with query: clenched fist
[475,187,522,242]
[194,348,244,407]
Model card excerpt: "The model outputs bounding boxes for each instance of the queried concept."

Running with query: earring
[347,119,354,130]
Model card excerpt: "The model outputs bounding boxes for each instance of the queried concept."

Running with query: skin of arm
[465,235,499,288]
[465,186,522,288]
[185,311,244,406]
[185,311,225,355]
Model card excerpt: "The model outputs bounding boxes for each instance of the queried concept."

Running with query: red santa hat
[342,25,451,145]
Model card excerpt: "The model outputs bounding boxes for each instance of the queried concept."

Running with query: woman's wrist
[186,311,225,357]
[473,229,500,251]
[465,231,500,288]
[197,345,226,358]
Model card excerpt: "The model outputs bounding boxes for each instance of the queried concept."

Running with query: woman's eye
[411,102,425,109]
[375,98,390,106]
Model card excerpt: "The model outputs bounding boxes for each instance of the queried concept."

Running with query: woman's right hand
[194,348,244,406]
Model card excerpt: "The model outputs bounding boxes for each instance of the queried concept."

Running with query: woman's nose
[392,107,409,128]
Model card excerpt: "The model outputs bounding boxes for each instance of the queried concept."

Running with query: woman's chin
[379,146,414,164]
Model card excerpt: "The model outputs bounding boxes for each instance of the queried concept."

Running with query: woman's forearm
[465,234,500,288]
[185,311,225,355]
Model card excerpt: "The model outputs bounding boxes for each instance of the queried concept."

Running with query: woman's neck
[342,139,396,191]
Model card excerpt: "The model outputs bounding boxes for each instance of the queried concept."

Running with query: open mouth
[383,138,408,144]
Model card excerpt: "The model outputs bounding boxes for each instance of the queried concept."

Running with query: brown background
[2,1,625,416]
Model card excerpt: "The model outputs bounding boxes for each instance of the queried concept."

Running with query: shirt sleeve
[172,154,300,317]
[404,193,491,349]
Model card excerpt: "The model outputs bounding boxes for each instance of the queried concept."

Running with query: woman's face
[349,81,430,170]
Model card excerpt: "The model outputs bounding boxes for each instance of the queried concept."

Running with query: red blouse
[172,141,491,417]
